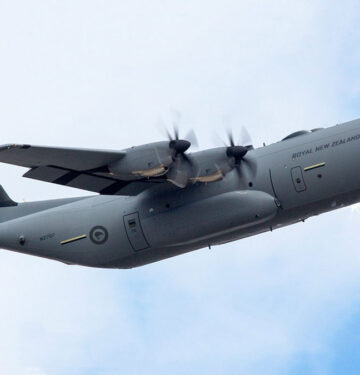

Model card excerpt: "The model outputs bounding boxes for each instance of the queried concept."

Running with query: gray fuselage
[1,119,360,268]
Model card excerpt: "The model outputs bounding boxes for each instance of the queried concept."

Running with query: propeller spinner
[165,126,197,188]
[224,129,257,177]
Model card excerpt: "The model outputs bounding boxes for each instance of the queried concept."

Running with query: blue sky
[1,1,360,374]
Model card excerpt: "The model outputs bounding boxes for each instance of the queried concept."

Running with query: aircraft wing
[0,144,162,195]
[0,144,126,170]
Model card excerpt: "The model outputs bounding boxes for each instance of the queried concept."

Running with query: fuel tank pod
[142,190,279,247]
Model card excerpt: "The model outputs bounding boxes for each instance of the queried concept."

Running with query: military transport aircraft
[0,118,359,268]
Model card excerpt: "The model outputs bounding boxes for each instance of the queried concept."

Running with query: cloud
[0,1,360,374]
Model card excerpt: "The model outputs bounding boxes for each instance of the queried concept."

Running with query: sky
[0,0,360,374]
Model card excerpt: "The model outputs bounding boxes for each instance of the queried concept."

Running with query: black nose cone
[226,146,248,159]
[170,139,191,153]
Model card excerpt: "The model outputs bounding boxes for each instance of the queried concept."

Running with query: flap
[23,166,162,195]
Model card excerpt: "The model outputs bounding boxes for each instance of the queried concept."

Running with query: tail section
[0,185,17,207]
[0,187,88,224]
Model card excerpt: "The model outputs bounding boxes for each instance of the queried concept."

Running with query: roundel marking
[90,226,108,245]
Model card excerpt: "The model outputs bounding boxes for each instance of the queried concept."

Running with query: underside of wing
[23,166,162,195]
[0,144,166,195]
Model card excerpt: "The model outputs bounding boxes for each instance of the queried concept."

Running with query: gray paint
[0,119,359,268]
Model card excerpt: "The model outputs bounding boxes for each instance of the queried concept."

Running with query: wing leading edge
[0,144,126,170]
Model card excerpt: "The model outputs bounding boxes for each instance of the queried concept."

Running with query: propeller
[167,126,191,155]
[165,125,197,188]
[224,128,257,178]
[159,110,199,151]
[239,126,253,148]
[225,130,248,163]
[155,110,200,187]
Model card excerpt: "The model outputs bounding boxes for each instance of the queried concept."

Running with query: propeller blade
[173,124,179,140]
[211,132,227,147]
[166,128,173,141]
[166,155,192,188]
[234,165,242,179]
[226,129,235,147]
[158,110,181,141]
[242,155,257,177]
[171,109,181,139]
[159,110,198,151]
[185,129,199,149]
[240,126,252,147]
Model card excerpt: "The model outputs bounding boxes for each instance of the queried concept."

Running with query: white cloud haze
[0,1,360,374]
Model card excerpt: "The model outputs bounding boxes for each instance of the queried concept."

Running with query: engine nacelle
[189,147,234,183]
[108,141,174,180]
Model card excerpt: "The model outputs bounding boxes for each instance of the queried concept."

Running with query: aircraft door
[291,166,306,192]
[270,163,309,210]
[124,212,150,251]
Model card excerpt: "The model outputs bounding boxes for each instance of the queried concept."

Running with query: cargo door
[124,212,150,251]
